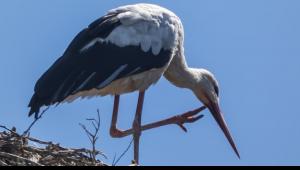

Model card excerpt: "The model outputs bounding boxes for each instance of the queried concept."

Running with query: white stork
[28,3,239,164]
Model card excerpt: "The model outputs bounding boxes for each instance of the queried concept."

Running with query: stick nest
[0,127,107,166]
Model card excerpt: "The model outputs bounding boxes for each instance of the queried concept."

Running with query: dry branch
[79,109,106,165]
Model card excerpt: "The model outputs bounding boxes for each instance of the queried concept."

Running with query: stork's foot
[110,127,126,138]
[172,107,205,132]
[109,106,206,138]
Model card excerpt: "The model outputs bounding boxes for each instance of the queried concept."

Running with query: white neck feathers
[164,44,200,90]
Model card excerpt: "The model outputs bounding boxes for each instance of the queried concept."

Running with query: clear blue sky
[0,0,300,166]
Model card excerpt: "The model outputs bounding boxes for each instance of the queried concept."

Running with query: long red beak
[207,101,240,159]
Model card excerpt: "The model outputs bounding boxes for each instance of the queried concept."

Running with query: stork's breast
[98,67,166,96]
[64,67,166,103]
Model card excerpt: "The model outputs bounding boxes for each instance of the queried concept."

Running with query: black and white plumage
[29,4,179,116]
[28,3,239,163]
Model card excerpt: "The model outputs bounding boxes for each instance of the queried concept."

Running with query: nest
[0,127,107,166]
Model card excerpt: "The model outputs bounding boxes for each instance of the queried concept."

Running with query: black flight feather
[28,12,172,118]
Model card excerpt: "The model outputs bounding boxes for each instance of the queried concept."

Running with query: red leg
[110,95,123,137]
[109,93,206,164]
[109,95,205,138]
[132,91,145,165]
[110,106,205,138]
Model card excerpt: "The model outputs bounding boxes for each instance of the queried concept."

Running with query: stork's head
[191,69,240,158]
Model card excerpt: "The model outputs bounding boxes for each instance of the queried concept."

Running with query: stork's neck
[164,46,198,90]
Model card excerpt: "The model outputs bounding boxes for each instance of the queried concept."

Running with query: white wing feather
[105,3,181,55]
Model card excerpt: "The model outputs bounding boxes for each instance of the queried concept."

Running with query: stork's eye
[214,84,219,97]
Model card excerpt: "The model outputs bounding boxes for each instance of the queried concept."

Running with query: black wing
[28,12,172,118]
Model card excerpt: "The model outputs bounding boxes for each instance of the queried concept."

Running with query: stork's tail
[28,93,42,119]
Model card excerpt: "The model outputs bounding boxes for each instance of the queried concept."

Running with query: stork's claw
[175,106,206,132]
[178,124,188,132]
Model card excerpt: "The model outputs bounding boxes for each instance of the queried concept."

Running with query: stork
[28,3,239,164]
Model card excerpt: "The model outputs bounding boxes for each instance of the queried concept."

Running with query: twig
[26,137,53,146]
[22,107,50,136]
[0,125,13,133]
[112,138,133,166]
[79,109,103,165]
[0,125,18,136]
[1,125,51,145]
[71,148,107,159]
[112,153,117,167]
